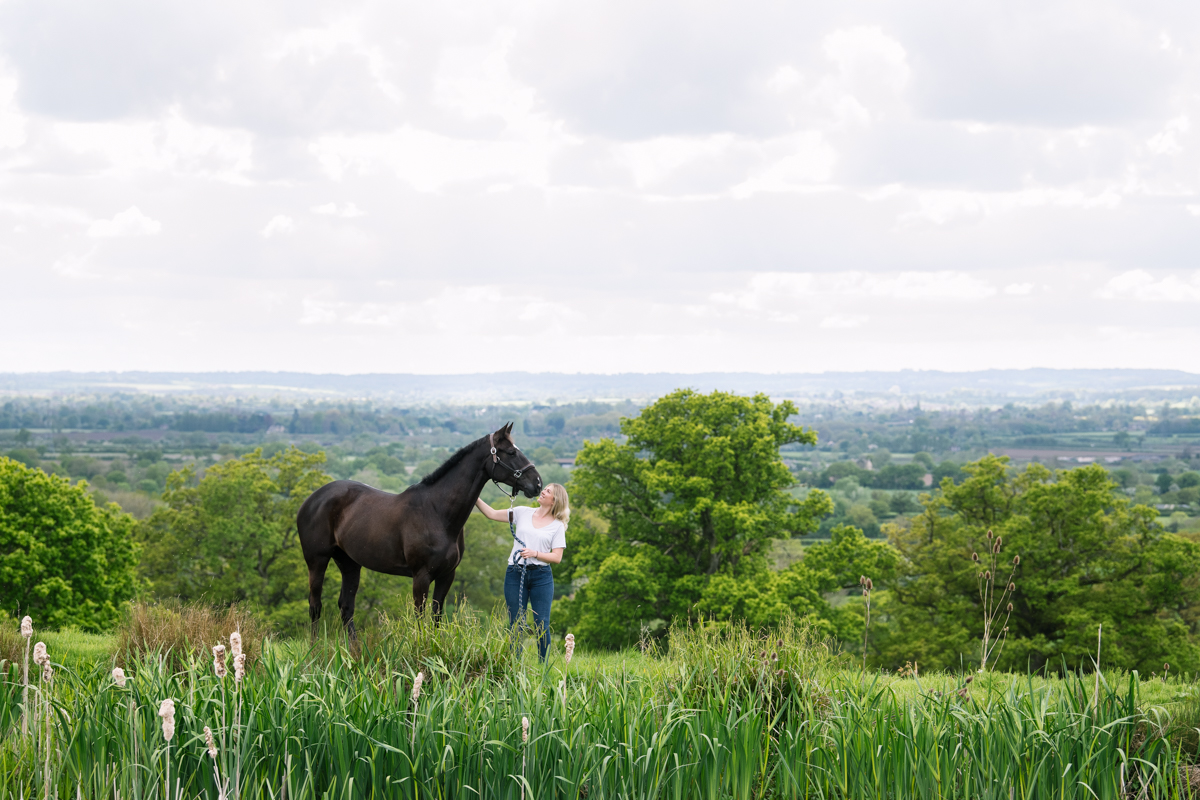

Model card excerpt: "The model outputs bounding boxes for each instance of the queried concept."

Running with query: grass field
[3,609,1200,799]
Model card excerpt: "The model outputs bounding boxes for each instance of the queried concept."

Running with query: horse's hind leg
[307,554,331,640]
[332,551,362,643]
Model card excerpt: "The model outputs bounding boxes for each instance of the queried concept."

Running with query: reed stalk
[973,530,1019,672]
[41,659,52,800]
[859,575,873,671]
[20,616,31,737]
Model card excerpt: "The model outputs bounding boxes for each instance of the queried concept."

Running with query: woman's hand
[520,547,564,564]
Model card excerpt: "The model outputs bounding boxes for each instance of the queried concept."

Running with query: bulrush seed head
[233,653,245,683]
[20,615,32,638]
[204,726,217,759]
[411,671,424,704]
[230,631,242,660]
[564,633,576,665]
[213,645,227,678]
[42,661,52,682]
[112,667,127,688]
[158,699,176,742]
[522,716,529,743]
[33,641,47,666]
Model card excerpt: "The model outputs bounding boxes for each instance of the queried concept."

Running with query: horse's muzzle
[518,468,543,498]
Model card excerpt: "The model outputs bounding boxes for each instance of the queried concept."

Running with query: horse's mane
[419,436,486,487]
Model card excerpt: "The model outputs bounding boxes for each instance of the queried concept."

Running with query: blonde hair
[547,483,570,526]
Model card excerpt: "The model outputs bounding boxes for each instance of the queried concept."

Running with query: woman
[475,483,569,661]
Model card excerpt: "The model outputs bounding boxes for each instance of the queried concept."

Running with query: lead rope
[494,479,529,656]
[506,503,530,662]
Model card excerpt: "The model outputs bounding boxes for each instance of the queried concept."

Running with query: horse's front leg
[412,570,433,616]
[430,569,457,627]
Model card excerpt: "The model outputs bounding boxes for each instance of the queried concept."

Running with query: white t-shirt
[507,506,567,566]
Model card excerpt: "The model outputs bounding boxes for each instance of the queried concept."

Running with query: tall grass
[116,601,268,669]
[1,611,1198,799]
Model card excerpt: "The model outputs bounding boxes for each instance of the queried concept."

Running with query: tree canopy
[0,456,139,630]
[560,389,835,647]
[137,446,330,628]
[874,455,1200,673]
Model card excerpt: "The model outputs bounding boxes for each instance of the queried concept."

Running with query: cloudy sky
[2,0,1199,375]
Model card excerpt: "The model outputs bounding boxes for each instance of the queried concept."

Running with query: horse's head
[487,422,542,498]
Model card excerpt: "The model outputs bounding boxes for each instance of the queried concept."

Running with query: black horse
[297,423,541,639]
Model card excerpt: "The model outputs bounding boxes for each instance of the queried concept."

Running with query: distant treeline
[0,397,630,439]
[2,396,1197,463]
[805,459,963,490]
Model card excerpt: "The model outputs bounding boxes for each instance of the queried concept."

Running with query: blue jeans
[505,564,554,661]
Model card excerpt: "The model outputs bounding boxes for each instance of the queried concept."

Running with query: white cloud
[1098,270,1200,302]
[266,18,403,105]
[293,285,573,334]
[261,215,295,238]
[1004,283,1034,295]
[0,63,27,149]
[53,107,254,182]
[823,27,910,97]
[712,271,997,322]
[434,29,549,135]
[766,65,802,93]
[1146,115,1190,156]
[87,206,161,237]
[899,186,1122,227]
[309,126,555,190]
[299,296,338,324]
[311,202,364,217]
[820,314,869,329]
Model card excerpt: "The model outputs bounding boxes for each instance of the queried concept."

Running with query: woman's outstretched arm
[475,497,509,522]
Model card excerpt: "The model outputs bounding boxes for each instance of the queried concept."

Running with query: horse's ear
[503,421,514,437]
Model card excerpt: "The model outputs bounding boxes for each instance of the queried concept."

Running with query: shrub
[0,456,139,631]
[0,613,24,664]
[115,601,268,668]
[355,601,518,679]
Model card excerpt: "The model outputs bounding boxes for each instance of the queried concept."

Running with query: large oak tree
[563,389,834,647]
